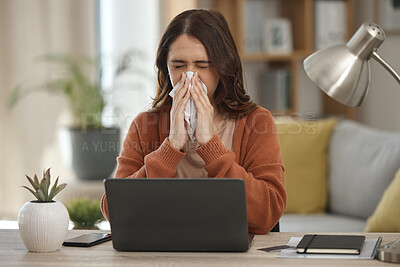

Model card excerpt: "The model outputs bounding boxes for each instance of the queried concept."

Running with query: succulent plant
[22,168,67,202]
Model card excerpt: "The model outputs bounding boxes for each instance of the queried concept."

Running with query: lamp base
[377,238,400,263]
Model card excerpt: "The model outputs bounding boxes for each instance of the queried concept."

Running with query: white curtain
[0,0,96,219]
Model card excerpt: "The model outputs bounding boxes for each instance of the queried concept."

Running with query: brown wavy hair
[152,9,256,118]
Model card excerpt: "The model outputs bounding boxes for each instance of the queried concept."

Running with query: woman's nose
[187,65,195,72]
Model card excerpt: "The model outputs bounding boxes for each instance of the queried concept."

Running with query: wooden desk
[0,229,398,266]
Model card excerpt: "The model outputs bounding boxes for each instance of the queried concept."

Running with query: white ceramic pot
[18,201,69,252]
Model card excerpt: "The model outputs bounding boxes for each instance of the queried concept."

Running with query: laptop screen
[104,178,249,252]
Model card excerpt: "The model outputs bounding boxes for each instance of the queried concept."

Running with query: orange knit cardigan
[101,106,286,234]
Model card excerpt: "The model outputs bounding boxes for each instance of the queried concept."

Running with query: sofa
[276,118,400,232]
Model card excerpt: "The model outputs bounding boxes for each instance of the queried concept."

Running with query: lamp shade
[304,23,386,107]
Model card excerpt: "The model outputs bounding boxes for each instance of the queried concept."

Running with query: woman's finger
[169,73,191,150]
[191,72,214,145]
[191,73,212,111]
[173,73,189,100]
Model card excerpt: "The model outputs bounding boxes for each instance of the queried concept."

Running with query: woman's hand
[169,73,191,150]
[191,72,215,145]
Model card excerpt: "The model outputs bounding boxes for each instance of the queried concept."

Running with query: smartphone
[63,233,112,247]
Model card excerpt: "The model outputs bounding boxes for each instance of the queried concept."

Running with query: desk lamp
[304,22,400,107]
[303,22,400,263]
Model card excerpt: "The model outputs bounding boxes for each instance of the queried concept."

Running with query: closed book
[297,234,365,255]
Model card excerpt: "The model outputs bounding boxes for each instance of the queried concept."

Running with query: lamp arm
[371,51,400,84]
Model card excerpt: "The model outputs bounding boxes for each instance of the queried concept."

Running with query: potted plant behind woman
[8,54,120,181]
[18,168,69,252]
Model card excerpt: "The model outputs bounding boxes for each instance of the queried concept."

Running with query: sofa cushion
[276,117,338,213]
[280,213,366,232]
[365,168,400,232]
[329,120,400,219]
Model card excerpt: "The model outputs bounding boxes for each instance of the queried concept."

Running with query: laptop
[104,178,250,252]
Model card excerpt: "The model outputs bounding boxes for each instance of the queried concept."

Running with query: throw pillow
[329,120,400,219]
[365,168,400,232]
[276,117,338,214]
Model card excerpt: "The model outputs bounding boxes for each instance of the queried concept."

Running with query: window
[98,0,160,131]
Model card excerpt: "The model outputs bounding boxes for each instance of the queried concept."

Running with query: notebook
[296,234,366,255]
[104,178,250,252]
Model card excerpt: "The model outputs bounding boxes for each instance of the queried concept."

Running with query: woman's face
[167,34,220,101]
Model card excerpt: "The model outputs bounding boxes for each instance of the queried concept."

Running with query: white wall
[354,0,400,131]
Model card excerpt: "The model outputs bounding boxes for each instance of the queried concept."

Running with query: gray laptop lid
[104,178,249,252]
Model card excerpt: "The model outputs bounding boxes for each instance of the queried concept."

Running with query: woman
[101,9,286,234]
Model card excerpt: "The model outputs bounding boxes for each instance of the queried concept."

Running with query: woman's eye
[175,65,185,69]
[197,65,208,69]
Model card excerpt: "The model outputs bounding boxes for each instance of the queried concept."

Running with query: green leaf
[36,189,46,202]
[22,186,39,200]
[33,174,39,185]
[44,168,51,186]
[25,175,40,190]
[47,177,61,201]
[50,176,59,192]
[39,177,49,201]
[48,183,67,201]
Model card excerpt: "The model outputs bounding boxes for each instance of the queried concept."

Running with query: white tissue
[169,71,207,141]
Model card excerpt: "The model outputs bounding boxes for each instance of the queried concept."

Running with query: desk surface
[1,229,398,266]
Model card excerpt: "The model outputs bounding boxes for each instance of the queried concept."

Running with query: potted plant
[8,54,121,180]
[18,168,69,252]
[66,197,105,230]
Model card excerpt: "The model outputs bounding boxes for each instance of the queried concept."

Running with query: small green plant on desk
[22,168,67,202]
[66,198,105,229]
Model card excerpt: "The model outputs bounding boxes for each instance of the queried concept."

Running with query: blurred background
[0,0,399,221]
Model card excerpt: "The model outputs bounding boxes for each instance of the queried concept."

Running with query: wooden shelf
[164,0,355,119]
[241,50,312,62]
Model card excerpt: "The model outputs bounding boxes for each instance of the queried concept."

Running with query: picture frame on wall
[263,18,293,54]
[375,0,400,33]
